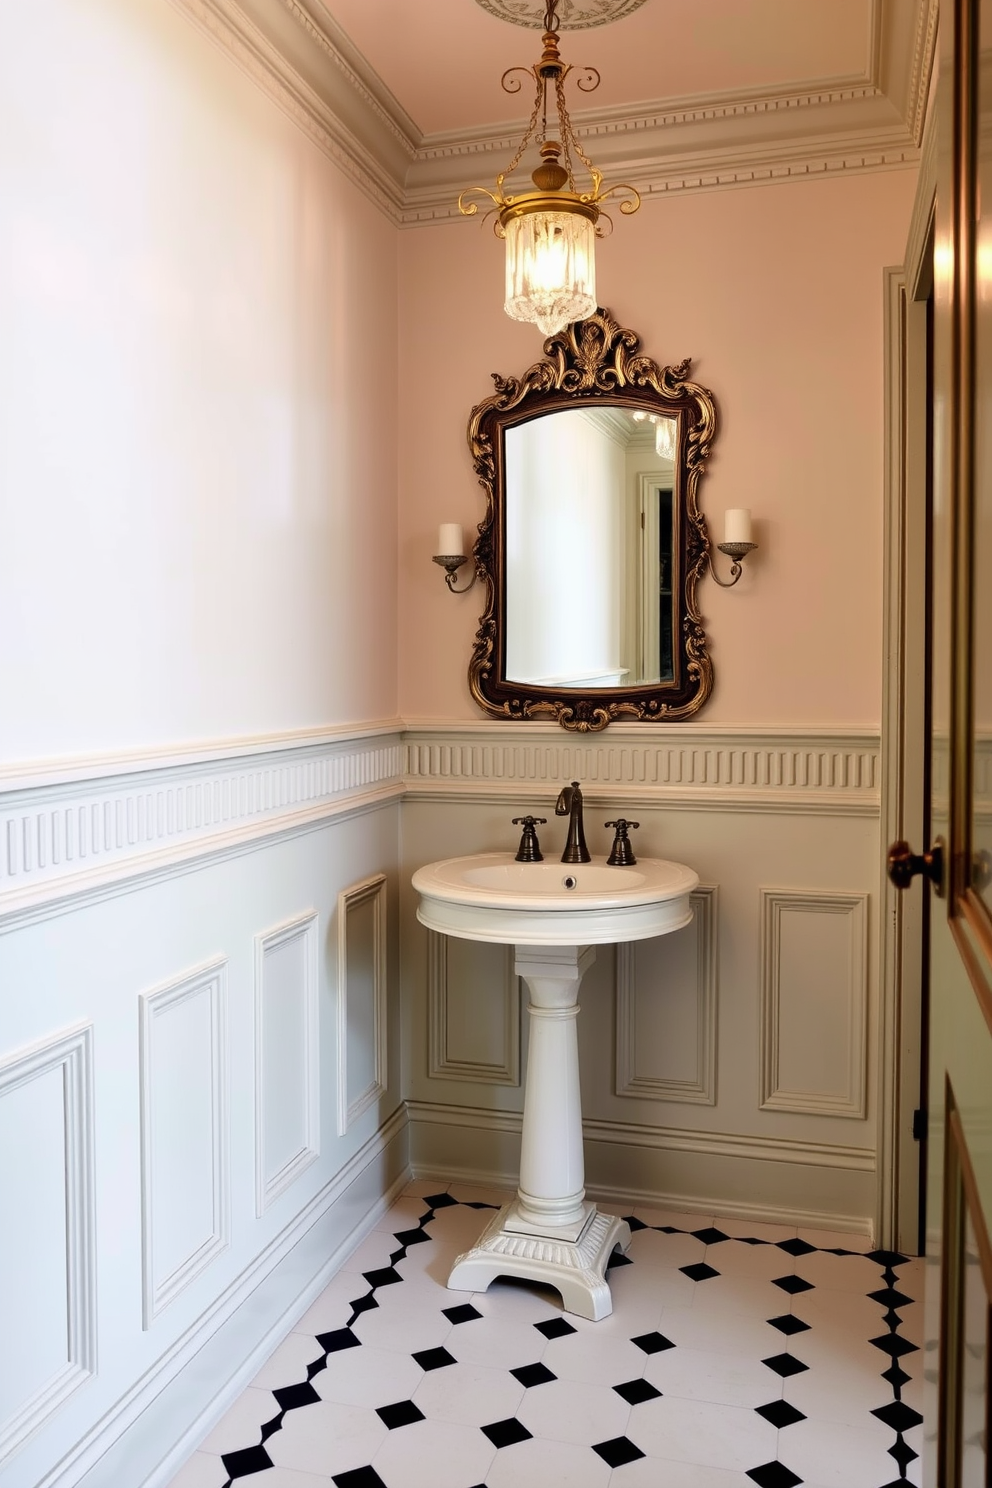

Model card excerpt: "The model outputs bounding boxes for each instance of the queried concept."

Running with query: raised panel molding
[759,889,869,1119]
[255,914,320,1212]
[428,932,520,1086]
[404,726,880,815]
[0,1024,96,1465]
[140,962,230,1326]
[616,886,717,1105]
[337,876,387,1134]
[0,731,403,929]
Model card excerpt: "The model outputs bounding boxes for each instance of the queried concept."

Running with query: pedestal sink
[412,851,698,1319]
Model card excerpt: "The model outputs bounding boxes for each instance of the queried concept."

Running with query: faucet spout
[555,780,591,864]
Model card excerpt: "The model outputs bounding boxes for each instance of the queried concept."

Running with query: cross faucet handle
[512,816,548,863]
[605,818,640,866]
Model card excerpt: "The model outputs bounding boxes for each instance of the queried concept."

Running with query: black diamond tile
[868,1285,916,1309]
[482,1417,532,1448]
[316,1327,361,1354]
[762,1353,809,1378]
[592,1436,646,1468]
[889,1438,920,1468]
[879,1480,916,1488]
[755,1399,807,1428]
[412,1346,456,1371]
[746,1463,803,1488]
[767,1314,810,1337]
[772,1275,814,1295]
[377,1399,425,1429]
[443,1303,483,1325]
[872,1400,924,1433]
[627,1215,648,1231]
[362,1266,402,1289]
[350,1293,378,1316]
[681,1261,720,1281]
[394,1227,430,1247]
[692,1226,730,1245]
[259,1415,283,1443]
[868,1249,909,1267]
[223,1444,273,1478]
[607,1250,633,1268]
[423,1192,458,1208]
[511,1362,557,1387]
[631,1330,676,1354]
[274,1381,321,1412]
[613,1377,662,1405]
[882,1362,913,1389]
[534,1317,576,1339]
[869,1332,919,1359]
[776,1237,817,1256]
[332,1469,389,1488]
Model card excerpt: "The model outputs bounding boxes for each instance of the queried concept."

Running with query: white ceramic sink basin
[413,851,698,945]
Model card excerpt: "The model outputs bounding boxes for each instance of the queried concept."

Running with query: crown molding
[168,0,928,228]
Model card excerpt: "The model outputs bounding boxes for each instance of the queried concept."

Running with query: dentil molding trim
[403,724,881,816]
[0,732,404,931]
[167,0,929,228]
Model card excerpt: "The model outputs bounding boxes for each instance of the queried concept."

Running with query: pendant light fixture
[458,0,640,337]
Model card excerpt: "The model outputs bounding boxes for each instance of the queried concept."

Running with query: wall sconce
[710,508,758,588]
[433,524,477,593]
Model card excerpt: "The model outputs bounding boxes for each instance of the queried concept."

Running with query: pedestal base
[447,1203,632,1321]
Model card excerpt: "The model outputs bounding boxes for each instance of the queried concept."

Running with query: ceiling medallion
[472,0,648,29]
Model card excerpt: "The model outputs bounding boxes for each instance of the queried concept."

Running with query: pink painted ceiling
[323,0,872,137]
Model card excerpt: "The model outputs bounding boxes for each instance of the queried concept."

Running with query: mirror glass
[504,407,676,688]
[466,310,717,731]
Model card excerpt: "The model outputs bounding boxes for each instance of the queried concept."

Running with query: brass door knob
[887,839,945,894]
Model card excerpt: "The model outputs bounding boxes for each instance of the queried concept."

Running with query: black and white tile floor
[167,1181,924,1488]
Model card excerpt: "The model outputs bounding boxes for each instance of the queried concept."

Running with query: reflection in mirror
[504,408,676,688]
[466,309,717,731]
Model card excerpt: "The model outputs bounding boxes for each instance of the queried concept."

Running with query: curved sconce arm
[433,554,477,594]
[709,540,758,588]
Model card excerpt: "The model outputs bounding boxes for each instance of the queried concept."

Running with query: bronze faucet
[555,781,591,863]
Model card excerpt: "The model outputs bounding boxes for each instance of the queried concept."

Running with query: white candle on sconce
[438,523,464,557]
[723,508,752,545]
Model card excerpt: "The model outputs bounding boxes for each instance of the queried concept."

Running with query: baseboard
[407,1103,876,1239]
[410,1159,873,1241]
[53,1108,410,1488]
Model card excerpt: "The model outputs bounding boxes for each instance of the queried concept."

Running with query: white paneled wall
[402,723,882,1237]
[0,733,405,1488]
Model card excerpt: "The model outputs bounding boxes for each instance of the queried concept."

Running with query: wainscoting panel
[140,962,229,1327]
[759,889,869,1118]
[337,875,387,1134]
[428,932,520,1086]
[0,1025,95,1467]
[255,913,320,1214]
[615,886,717,1105]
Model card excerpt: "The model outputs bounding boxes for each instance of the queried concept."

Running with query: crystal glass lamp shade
[503,210,597,337]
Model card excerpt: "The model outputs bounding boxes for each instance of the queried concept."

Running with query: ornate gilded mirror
[466,309,718,731]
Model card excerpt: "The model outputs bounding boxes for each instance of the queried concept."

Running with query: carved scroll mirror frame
[466,309,718,732]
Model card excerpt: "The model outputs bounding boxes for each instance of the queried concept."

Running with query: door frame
[879,112,937,1251]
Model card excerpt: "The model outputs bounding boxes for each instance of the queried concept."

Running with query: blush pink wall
[0,0,399,763]
[397,168,918,727]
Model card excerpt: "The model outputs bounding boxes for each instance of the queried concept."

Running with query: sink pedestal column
[446,944,631,1320]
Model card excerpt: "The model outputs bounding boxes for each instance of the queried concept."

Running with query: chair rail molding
[0,1024,96,1468]
[403,724,881,816]
[0,727,404,932]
